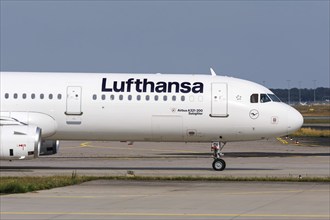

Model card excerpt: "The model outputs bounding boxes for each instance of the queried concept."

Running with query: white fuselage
[0,72,303,143]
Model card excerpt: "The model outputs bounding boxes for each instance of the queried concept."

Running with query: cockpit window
[260,94,271,103]
[268,93,281,102]
[250,94,259,103]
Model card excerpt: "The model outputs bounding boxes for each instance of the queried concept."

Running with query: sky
[1,0,329,89]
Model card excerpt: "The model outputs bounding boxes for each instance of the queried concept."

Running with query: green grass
[292,128,330,137]
[101,175,330,182]
[0,175,95,194]
[294,104,330,117]
[304,119,330,124]
[1,175,329,194]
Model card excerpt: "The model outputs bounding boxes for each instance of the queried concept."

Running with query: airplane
[0,69,303,171]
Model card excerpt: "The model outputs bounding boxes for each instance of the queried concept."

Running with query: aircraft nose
[287,107,304,134]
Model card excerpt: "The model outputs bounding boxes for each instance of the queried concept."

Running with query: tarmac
[1,180,329,220]
[1,137,329,220]
[0,137,329,178]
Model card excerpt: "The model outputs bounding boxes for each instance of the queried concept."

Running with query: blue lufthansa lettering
[102,78,204,93]
[102,78,112,92]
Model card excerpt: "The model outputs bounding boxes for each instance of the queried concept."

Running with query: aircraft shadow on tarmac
[160,152,330,158]
[1,152,328,172]
[0,166,279,171]
[51,152,330,158]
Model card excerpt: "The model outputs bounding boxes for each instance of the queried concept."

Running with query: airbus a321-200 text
[0,69,303,170]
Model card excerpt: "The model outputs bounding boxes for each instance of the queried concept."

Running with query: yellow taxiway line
[79,142,200,153]
[276,137,289,144]
[1,211,329,218]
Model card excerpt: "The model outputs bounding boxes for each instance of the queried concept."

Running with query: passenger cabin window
[101,94,106,100]
[14,93,18,99]
[250,94,258,103]
[137,95,141,101]
[57,94,62,100]
[110,95,115,100]
[260,94,271,103]
[5,93,9,99]
[22,93,27,99]
[49,94,53,100]
[146,95,150,101]
[92,94,97,100]
[31,94,36,99]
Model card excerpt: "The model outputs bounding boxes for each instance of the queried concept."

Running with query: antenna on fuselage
[210,68,217,76]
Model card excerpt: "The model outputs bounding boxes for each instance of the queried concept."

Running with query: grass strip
[294,104,330,117]
[1,175,329,194]
[100,175,330,183]
[0,172,94,194]
[292,128,330,137]
[304,119,330,124]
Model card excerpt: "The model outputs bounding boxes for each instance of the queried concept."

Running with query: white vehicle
[0,69,303,170]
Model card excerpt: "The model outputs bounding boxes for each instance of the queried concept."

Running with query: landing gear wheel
[212,159,226,171]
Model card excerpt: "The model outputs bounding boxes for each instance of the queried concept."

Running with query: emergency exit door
[66,86,82,115]
[211,83,228,117]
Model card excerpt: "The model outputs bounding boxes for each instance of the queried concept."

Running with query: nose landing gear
[211,142,226,171]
